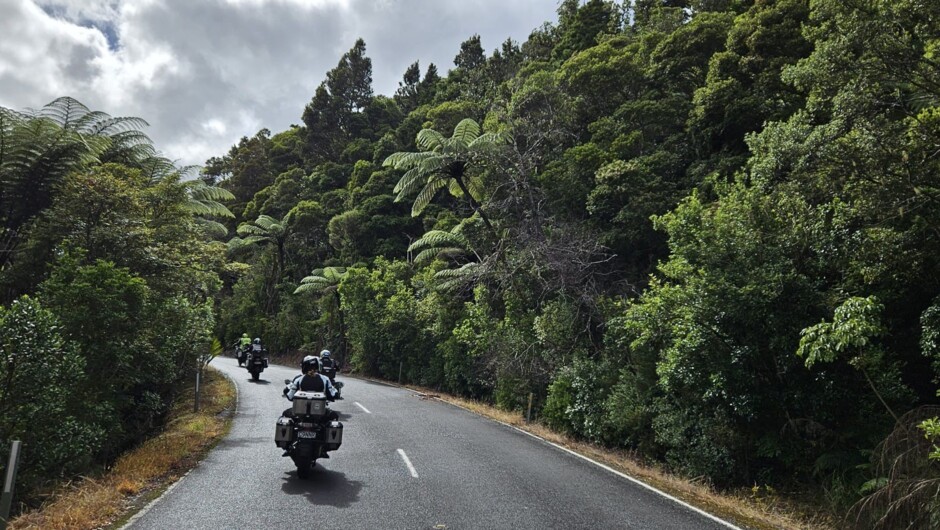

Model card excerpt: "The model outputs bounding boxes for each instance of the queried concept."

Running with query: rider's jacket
[286,373,336,400]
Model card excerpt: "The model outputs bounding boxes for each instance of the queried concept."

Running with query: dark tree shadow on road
[280,467,363,507]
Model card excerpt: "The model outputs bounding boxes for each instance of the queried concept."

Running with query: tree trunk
[453,176,496,237]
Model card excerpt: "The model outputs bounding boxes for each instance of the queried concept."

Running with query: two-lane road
[125,357,739,529]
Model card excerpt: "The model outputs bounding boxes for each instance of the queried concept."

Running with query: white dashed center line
[397,449,419,478]
[354,401,371,413]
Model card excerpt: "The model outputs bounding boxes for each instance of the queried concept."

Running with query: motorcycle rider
[319,350,336,377]
[235,333,251,366]
[284,356,337,403]
[279,356,340,457]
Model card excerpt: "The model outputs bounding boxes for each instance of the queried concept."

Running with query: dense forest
[2,0,939,526]
[0,98,233,504]
[207,0,940,524]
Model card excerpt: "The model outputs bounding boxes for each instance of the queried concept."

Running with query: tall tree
[302,39,375,163]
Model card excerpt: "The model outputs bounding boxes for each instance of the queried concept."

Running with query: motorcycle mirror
[284,379,291,385]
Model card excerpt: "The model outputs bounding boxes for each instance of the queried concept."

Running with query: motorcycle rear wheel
[296,459,315,479]
[251,370,259,381]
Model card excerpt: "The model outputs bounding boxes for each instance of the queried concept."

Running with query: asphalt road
[124,357,739,529]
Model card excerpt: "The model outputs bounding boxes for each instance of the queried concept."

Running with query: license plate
[297,431,317,439]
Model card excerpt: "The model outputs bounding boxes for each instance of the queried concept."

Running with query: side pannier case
[275,416,293,447]
[325,421,343,451]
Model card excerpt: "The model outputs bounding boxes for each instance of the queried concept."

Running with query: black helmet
[253,338,261,345]
[301,355,319,374]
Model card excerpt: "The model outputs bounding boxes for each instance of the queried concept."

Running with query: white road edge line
[506,425,742,530]
[397,448,419,478]
[354,401,371,414]
[360,374,741,529]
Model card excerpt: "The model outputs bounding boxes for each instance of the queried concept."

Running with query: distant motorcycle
[276,380,344,478]
[235,344,248,367]
[246,343,268,381]
[318,358,344,399]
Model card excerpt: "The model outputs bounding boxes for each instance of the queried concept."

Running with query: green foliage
[0,296,100,496]
[798,297,885,368]
[201,1,940,523]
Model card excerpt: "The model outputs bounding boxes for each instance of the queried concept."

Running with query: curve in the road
[123,357,743,530]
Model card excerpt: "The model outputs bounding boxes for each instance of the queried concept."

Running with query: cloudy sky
[0,0,560,165]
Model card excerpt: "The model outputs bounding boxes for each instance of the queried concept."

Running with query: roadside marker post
[194,367,202,413]
[526,393,534,423]
[0,440,22,530]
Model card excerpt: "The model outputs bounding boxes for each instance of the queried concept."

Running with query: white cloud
[0,0,559,166]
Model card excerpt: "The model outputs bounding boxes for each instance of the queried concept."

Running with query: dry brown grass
[400,382,837,530]
[9,367,236,530]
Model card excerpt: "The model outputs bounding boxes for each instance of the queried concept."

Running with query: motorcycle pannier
[275,417,293,446]
[325,421,343,450]
[292,391,327,417]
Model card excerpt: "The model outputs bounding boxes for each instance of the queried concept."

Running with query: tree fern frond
[385,150,437,169]
[195,219,229,239]
[90,116,150,136]
[451,118,481,147]
[253,214,285,234]
[237,223,267,237]
[412,178,447,216]
[465,174,485,202]
[413,247,466,265]
[447,178,463,197]
[409,230,467,252]
[134,155,174,180]
[416,128,445,151]
[35,97,90,129]
[393,166,427,195]
[434,262,479,279]
[189,183,235,201]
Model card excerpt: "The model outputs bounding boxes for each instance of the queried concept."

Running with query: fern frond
[195,219,229,239]
[451,118,481,147]
[416,128,445,151]
[36,97,90,129]
[237,224,267,237]
[413,247,466,265]
[447,178,463,197]
[393,166,426,196]
[412,178,447,216]
[409,230,467,252]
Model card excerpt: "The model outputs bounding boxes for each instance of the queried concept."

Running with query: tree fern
[382,117,506,235]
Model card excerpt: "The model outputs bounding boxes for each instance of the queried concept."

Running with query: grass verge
[8,367,236,530]
[378,378,836,530]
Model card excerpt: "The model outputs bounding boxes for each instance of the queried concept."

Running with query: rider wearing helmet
[319,349,336,380]
[285,355,336,401]
[282,356,339,420]
[234,333,252,365]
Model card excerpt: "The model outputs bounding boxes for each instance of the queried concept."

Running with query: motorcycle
[318,359,344,399]
[235,344,248,367]
[246,344,268,381]
[276,380,344,478]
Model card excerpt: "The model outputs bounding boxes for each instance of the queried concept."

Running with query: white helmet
[320,349,331,359]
